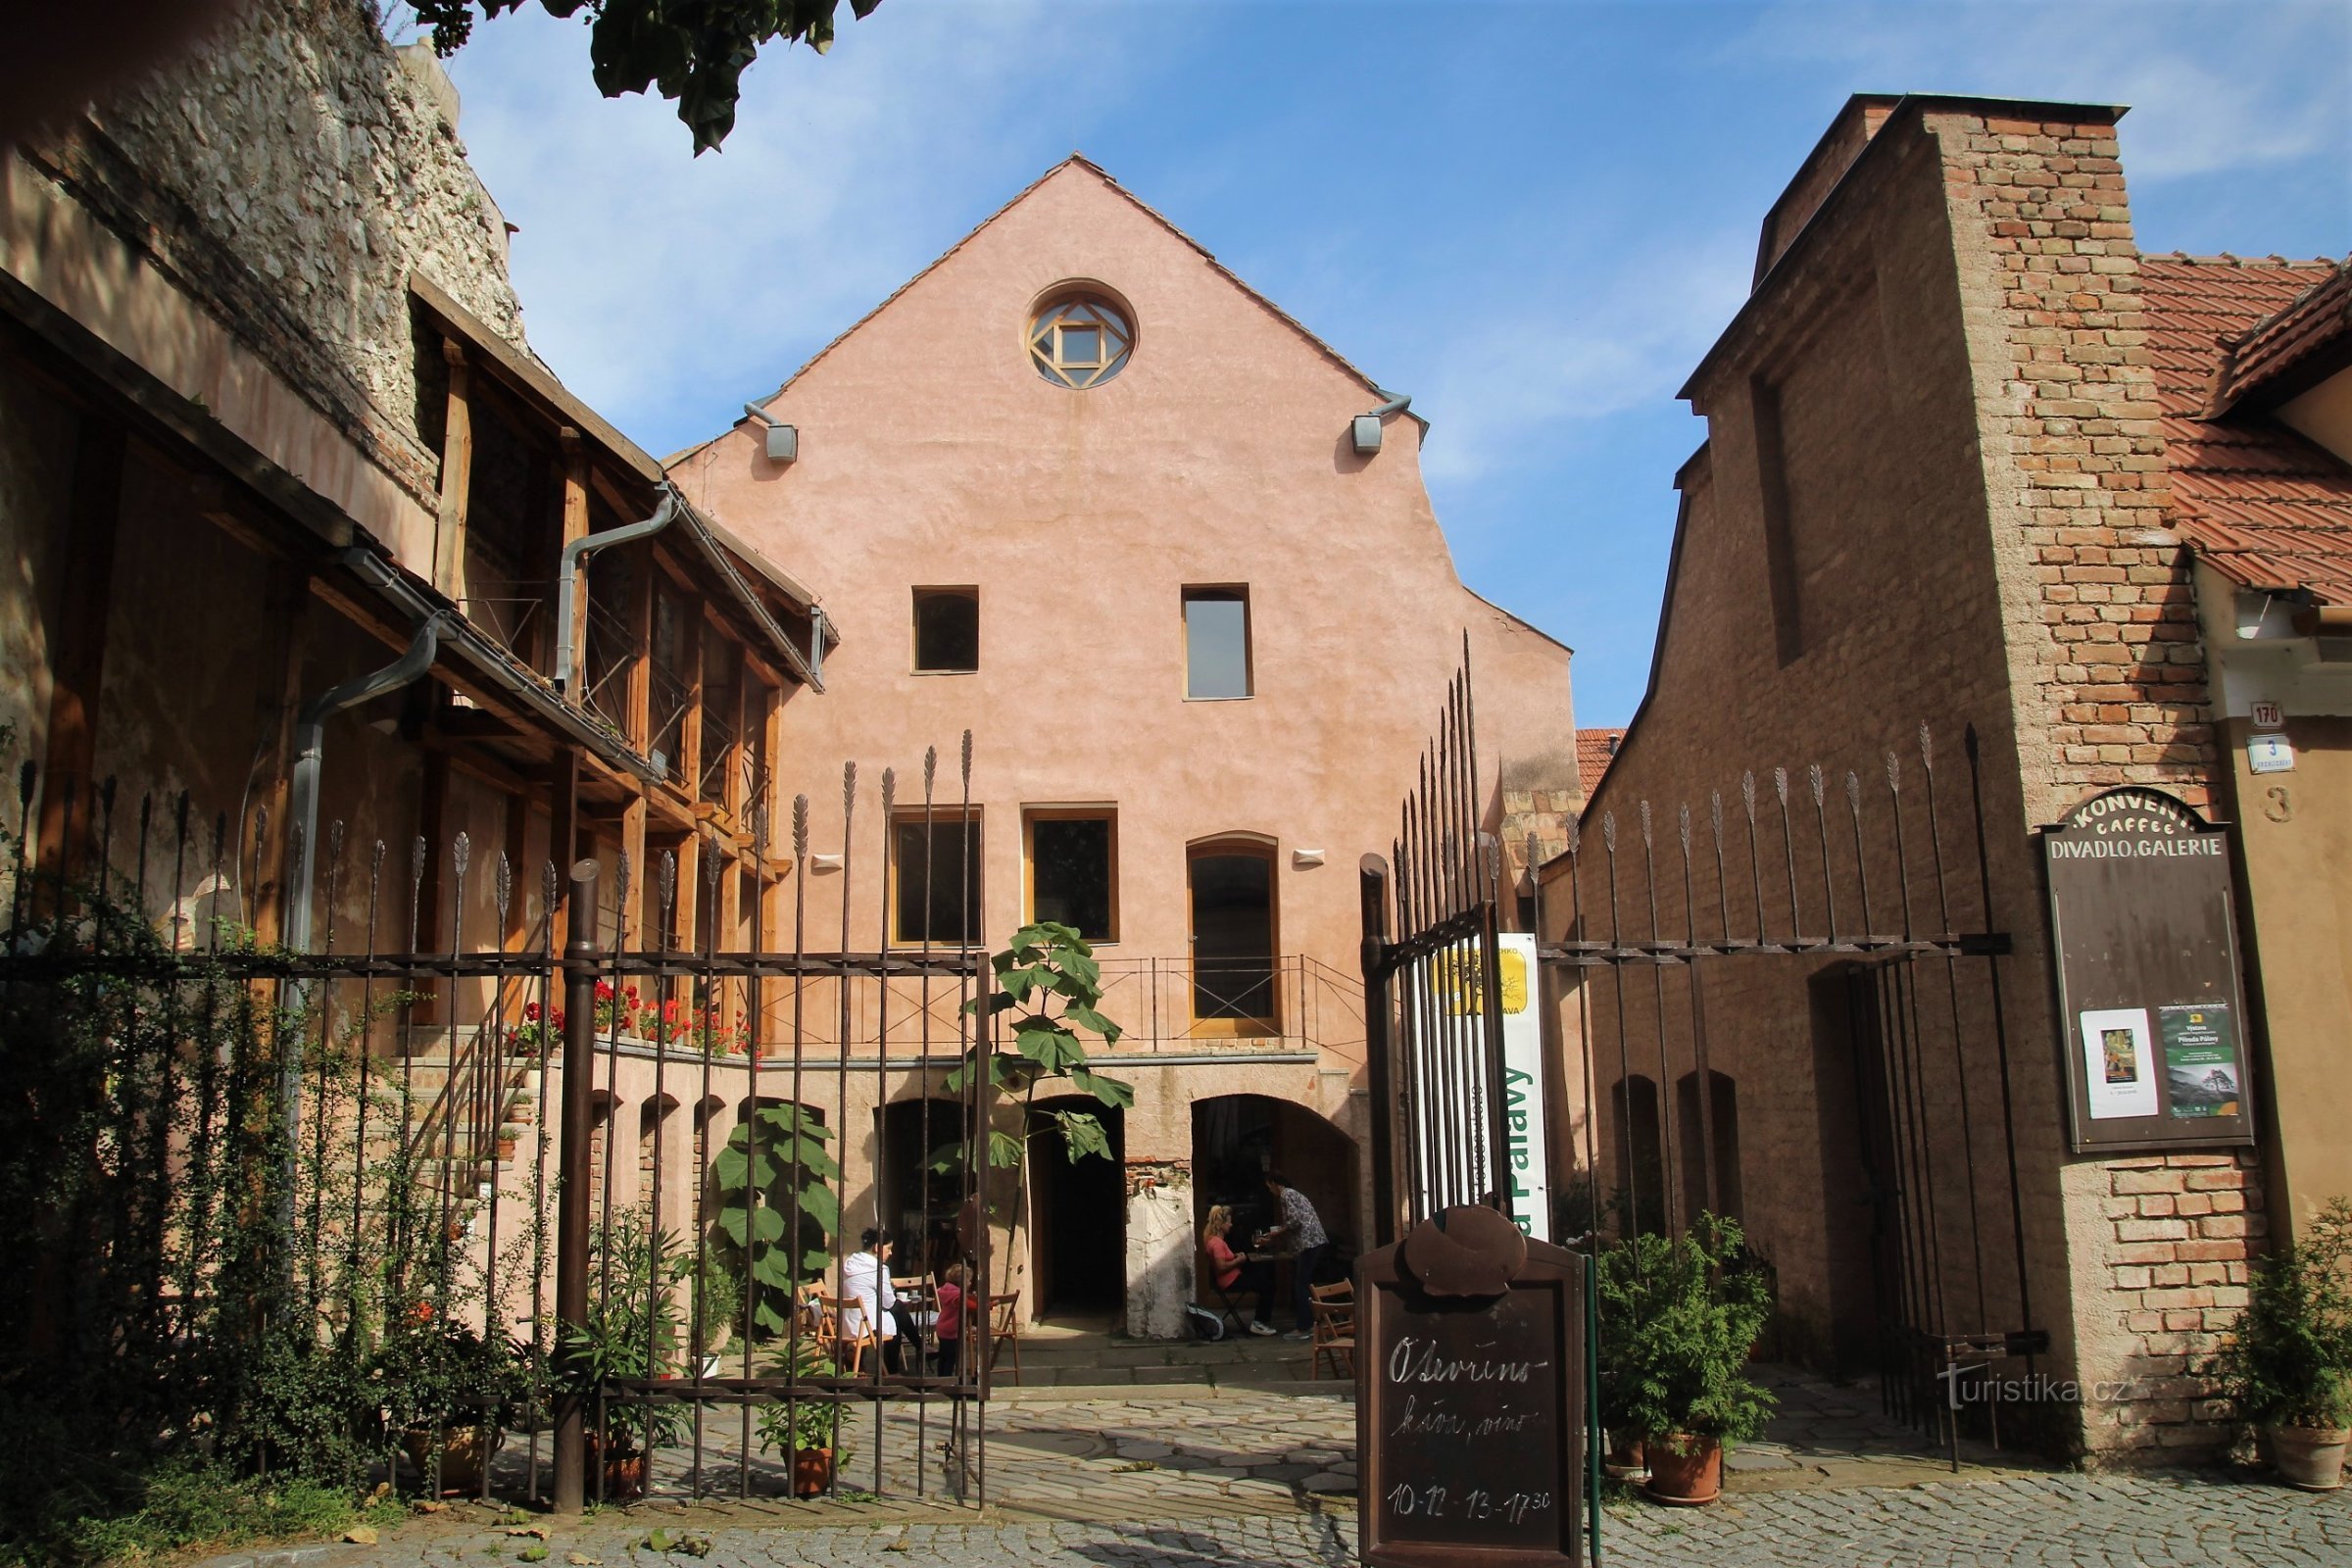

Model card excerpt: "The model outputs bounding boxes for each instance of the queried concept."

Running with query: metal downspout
[555,488,677,693]
[281,609,442,1207]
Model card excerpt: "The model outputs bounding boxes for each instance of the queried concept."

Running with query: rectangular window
[1183,586,1251,700]
[892,811,982,946]
[1026,809,1116,942]
[912,587,980,672]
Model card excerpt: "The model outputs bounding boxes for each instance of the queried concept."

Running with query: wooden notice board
[2040,786,2256,1153]
[1356,1207,1586,1567]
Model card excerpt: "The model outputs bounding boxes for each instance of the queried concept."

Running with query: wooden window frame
[1022,806,1120,946]
[888,806,985,949]
[1181,584,1254,702]
[1185,832,1280,1037]
[911,586,981,675]
[1028,292,1134,390]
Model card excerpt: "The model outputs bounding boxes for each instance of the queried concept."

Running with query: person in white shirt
[1253,1171,1331,1341]
[840,1228,908,1371]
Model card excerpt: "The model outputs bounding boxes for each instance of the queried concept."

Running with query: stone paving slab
[199,1476,2352,1568]
[190,1379,2352,1568]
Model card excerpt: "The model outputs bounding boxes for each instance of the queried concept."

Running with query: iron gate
[1361,666,2045,1456]
[0,738,1001,1512]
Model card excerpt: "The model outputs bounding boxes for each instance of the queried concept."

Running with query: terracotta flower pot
[793,1446,835,1498]
[401,1423,503,1494]
[1604,1432,1648,1481]
[1643,1433,1723,1506]
[2270,1424,2350,1492]
[585,1432,647,1500]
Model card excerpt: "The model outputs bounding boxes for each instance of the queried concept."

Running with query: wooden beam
[432,338,473,603]
[415,747,452,1023]
[562,429,591,699]
[34,416,126,889]
[249,558,314,945]
[504,787,531,955]
[620,795,648,950]
[547,754,579,950]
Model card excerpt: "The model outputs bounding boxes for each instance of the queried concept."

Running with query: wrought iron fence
[0,737,1002,1516]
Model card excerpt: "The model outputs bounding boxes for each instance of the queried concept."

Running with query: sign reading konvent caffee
[2040,786,2256,1153]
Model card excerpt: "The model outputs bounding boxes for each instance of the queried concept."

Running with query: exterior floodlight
[1350,387,1412,456]
[743,402,798,464]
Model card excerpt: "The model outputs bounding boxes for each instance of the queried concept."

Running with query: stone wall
[38,0,523,513]
[1124,1159,1195,1340]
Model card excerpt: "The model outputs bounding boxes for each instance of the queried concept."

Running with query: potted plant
[2222,1198,2352,1491]
[1597,1213,1775,1506]
[757,1338,847,1496]
[559,1208,691,1499]
[374,1302,530,1495]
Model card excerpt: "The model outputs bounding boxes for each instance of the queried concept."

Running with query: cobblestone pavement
[200,1383,2352,1568]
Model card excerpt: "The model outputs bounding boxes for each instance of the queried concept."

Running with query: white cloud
[1415,230,1752,486]
[440,2,1136,457]
[1738,0,2346,181]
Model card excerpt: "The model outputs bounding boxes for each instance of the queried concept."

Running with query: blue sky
[435,0,2350,728]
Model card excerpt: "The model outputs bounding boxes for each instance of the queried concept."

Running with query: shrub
[1594,1212,1776,1446]
[2221,1197,2352,1430]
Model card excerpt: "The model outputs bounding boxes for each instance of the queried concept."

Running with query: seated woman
[1201,1204,1278,1336]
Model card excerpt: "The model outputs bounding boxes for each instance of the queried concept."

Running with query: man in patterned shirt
[1254,1170,1330,1341]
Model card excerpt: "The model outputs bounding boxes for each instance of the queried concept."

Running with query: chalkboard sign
[2041,786,2256,1152]
[1356,1208,1585,1567]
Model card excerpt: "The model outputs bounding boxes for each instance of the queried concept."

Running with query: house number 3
[2264,786,2292,823]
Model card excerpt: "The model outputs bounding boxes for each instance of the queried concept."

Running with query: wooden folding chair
[1308,1281,1354,1380]
[821,1294,879,1376]
[984,1290,1023,1387]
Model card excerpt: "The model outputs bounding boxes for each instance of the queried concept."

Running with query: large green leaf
[1066,1064,1136,1110]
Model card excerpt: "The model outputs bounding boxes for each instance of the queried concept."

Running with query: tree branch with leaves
[404,0,883,154]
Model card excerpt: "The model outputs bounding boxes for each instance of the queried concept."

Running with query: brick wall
[1937,109,2213,819]
[2090,1152,2264,1455]
[1934,105,2250,1464]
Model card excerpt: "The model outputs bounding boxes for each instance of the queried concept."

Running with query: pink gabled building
[667,157,1583,1333]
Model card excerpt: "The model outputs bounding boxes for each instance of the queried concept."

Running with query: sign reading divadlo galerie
[2040,787,2255,1153]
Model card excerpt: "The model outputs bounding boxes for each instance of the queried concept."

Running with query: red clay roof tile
[2141,254,2352,606]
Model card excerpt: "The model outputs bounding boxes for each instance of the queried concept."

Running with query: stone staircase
[993,1312,1339,1393]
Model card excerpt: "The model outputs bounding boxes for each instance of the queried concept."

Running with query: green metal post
[1586,1257,1602,1565]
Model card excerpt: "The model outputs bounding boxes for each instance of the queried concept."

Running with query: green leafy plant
[1595,1213,1777,1447]
[558,1207,690,1451]
[2220,1197,2352,1430]
[710,1103,839,1336]
[753,1338,847,1453]
[946,921,1135,1171]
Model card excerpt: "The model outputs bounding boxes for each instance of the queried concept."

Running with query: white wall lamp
[1350,387,1411,456]
[809,852,844,873]
[1292,848,1326,868]
[743,401,798,464]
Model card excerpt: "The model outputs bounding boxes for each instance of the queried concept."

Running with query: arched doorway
[1675,1069,1742,1228]
[881,1097,966,1278]
[1190,1095,1357,1291]
[1026,1095,1125,1314]
[1610,1074,1666,1238]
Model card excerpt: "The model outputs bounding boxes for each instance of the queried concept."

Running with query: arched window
[1188,835,1279,1034]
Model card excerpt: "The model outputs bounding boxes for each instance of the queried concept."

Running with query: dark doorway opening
[1189,1095,1357,1286]
[881,1097,965,1278]
[1675,1068,1743,1228]
[1026,1096,1125,1313]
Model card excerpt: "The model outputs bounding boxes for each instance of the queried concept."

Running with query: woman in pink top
[1202,1205,1278,1336]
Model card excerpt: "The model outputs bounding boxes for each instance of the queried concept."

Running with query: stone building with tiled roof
[1540,92,2347,1469]
[1575,726,1627,797]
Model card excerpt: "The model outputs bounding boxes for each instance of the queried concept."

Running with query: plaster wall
[669,164,1581,1316]
[2218,713,2352,1235]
